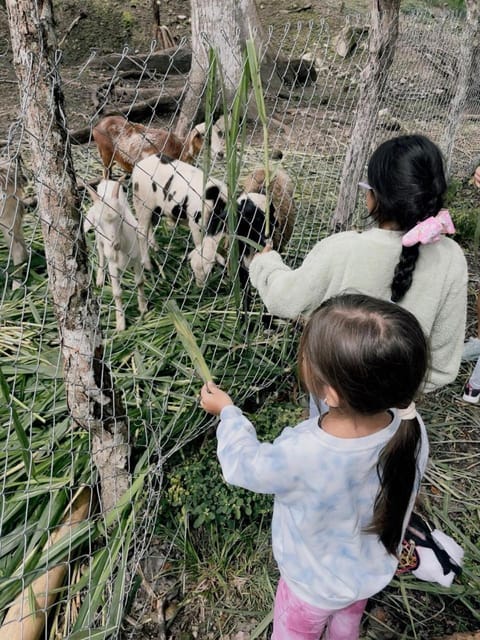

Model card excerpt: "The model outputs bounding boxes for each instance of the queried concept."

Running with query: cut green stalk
[250,609,273,639]
[246,34,271,239]
[201,48,217,235]
[230,234,263,253]
[166,300,213,383]
[399,578,419,640]
[218,49,249,308]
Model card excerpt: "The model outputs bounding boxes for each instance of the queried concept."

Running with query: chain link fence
[0,5,478,638]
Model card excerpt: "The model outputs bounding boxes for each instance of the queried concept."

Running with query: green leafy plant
[159,401,304,530]
[161,453,273,529]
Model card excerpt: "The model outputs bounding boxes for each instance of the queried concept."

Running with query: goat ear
[83,183,100,202]
[193,122,206,135]
[189,130,204,156]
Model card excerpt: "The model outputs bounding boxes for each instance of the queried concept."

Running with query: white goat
[0,158,27,289]
[131,153,228,271]
[84,179,147,332]
[192,116,225,161]
[189,167,296,287]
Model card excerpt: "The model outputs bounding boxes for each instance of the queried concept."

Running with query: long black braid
[391,245,420,302]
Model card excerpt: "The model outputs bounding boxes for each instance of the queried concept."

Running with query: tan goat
[92,115,225,179]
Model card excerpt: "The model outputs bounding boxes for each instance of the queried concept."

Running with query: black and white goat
[131,153,228,271]
[83,179,147,331]
[189,167,296,288]
[0,158,28,289]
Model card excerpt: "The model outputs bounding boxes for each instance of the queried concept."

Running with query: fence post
[5,0,131,512]
[440,0,480,178]
[331,0,401,230]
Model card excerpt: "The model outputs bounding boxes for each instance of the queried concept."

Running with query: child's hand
[200,382,233,415]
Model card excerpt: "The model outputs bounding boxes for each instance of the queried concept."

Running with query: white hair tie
[397,401,417,420]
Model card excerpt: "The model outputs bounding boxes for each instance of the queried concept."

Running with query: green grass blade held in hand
[166,300,214,384]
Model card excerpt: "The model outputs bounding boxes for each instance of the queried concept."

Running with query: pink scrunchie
[402,209,455,247]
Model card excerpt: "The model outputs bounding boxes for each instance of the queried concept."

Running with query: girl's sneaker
[463,383,480,404]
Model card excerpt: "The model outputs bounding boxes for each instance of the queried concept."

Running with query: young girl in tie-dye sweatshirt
[200,293,429,640]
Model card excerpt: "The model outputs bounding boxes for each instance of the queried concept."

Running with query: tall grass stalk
[246,34,271,239]
[166,299,214,384]
[217,49,249,308]
[201,48,217,234]
[214,36,272,308]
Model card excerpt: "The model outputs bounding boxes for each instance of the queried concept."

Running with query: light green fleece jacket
[249,228,468,392]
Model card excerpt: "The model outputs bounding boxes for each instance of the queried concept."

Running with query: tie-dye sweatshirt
[216,404,429,610]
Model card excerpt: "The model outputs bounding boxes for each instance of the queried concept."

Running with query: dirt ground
[0,0,371,143]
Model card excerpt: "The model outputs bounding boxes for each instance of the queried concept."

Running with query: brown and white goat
[0,158,27,289]
[84,179,147,331]
[92,115,225,179]
[189,167,296,287]
[131,153,228,272]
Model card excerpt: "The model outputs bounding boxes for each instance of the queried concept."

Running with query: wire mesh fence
[0,4,479,638]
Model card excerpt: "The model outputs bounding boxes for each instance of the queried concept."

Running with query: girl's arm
[248,240,333,319]
[200,383,298,494]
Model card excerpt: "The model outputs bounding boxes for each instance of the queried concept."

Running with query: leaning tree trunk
[440,0,480,177]
[175,0,315,137]
[5,0,130,513]
[331,0,401,230]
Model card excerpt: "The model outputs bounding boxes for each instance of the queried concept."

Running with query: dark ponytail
[366,417,421,554]
[367,134,447,302]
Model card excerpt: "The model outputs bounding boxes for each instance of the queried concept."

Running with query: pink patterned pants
[272,578,367,640]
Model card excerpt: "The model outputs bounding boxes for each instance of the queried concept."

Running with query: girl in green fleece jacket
[249,134,467,394]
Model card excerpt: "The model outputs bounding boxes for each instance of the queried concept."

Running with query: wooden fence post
[331,0,401,230]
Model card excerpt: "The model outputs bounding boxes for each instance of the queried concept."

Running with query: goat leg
[108,262,126,332]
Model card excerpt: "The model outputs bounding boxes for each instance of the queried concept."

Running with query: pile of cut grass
[0,174,302,635]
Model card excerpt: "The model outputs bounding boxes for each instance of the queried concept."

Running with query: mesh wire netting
[0,6,478,639]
